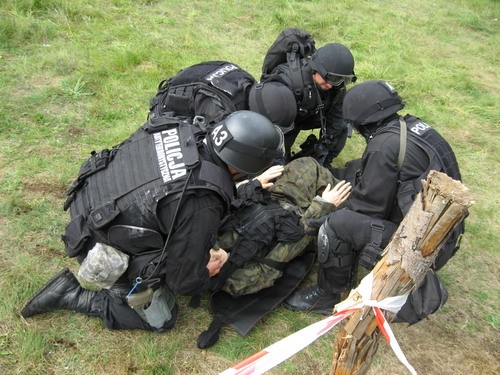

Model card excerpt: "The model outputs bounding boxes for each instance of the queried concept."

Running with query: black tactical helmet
[342,80,405,131]
[209,110,284,175]
[309,43,356,86]
[248,82,297,134]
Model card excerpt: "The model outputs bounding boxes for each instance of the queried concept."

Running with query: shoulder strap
[288,48,305,97]
[398,118,407,171]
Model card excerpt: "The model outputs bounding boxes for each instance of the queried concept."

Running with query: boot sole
[281,301,333,316]
[21,268,73,318]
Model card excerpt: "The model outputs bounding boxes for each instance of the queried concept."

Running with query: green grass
[1,0,499,374]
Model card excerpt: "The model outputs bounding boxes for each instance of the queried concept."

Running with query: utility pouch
[77,149,117,182]
[164,87,194,118]
[127,285,176,329]
[78,242,129,289]
[62,214,93,258]
[275,211,306,243]
[126,287,154,309]
[108,225,163,255]
[359,220,385,270]
[395,269,448,325]
[359,243,383,270]
[210,77,239,97]
[87,201,120,230]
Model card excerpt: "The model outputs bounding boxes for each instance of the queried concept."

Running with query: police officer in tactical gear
[262,43,356,166]
[21,110,285,333]
[149,60,297,136]
[284,80,463,323]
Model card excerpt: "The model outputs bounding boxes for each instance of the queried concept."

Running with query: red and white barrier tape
[219,272,417,375]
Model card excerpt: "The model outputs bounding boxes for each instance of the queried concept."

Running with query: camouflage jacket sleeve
[302,196,337,222]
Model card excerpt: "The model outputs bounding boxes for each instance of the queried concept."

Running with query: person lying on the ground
[210,156,351,296]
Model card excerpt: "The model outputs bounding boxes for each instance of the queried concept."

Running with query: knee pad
[317,223,354,268]
[317,223,355,293]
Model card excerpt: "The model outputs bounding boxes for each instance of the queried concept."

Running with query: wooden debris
[330,171,474,375]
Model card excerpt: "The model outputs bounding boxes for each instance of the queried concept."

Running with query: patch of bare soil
[23,180,67,200]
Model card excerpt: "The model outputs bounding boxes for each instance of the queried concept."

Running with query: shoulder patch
[409,121,432,136]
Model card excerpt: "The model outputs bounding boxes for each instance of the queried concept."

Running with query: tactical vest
[62,117,234,258]
[381,115,464,269]
[296,64,319,115]
[404,114,461,179]
[390,115,462,216]
[149,61,256,124]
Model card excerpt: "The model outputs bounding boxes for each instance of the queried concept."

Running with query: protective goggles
[322,72,353,87]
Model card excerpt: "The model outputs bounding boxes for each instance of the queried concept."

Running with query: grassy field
[0,0,498,374]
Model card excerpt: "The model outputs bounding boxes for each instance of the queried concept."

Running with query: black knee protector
[317,223,355,293]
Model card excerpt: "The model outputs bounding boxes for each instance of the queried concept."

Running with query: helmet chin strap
[361,129,375,143]
[360,114,400,142]
[360,120,384,142]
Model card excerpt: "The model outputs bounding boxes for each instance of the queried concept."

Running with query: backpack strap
[288,45,305,97]
[398,118,407,171]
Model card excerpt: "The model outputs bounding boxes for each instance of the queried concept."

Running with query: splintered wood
[330,171,474,375]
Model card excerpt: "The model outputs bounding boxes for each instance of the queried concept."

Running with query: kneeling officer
[21,110,284,332]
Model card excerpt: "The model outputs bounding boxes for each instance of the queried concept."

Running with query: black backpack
[260,28,316,93]
[149,61,256,126]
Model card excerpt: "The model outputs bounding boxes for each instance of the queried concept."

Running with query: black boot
[21,268,96,318]
[282,285,340,315]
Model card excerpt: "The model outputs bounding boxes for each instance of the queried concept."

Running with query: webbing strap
[288,44,304,97]
[210,76,239,97]
[330,253,355,268]
[370,219,385,247]
[398,119,407,170]
[259,258,287,271]
[355,97,402,124]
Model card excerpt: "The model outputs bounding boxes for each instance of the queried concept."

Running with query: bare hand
[321,180,352,207]
[207,248,229,277]
[254,165,284,189]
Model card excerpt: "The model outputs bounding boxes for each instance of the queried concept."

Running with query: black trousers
[317,209,398,293]
[88,286,177,332]
[87,288,155,331]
